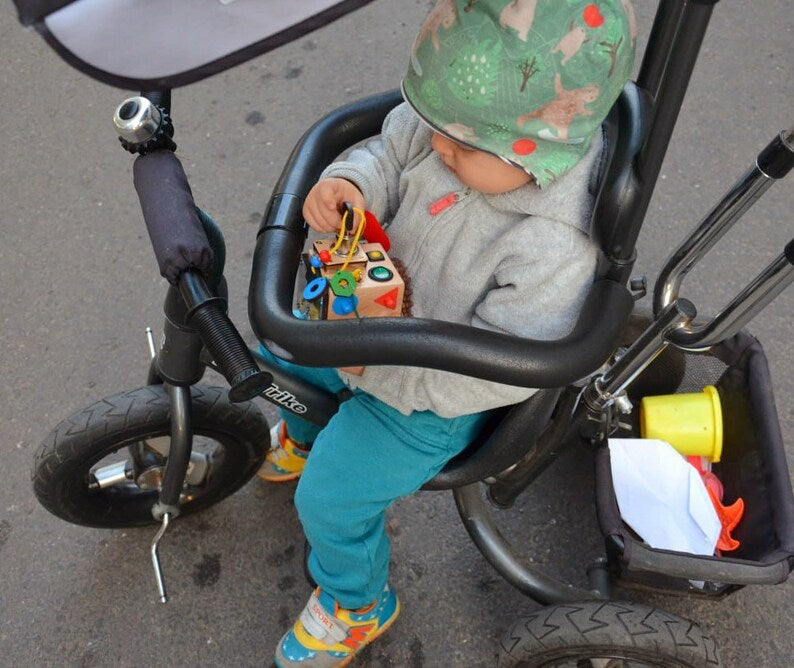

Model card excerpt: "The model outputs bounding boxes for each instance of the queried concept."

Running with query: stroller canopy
[12,0,376,90]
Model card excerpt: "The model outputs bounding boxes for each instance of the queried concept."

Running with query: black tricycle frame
[246,0,794,604]
[17,0,794,663]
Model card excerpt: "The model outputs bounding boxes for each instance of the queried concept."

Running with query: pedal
[150,512,171,603]
[145,326,157,360]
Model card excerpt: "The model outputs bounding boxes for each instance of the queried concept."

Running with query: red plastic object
[363,211,390,252]
[687,456,741,552]
[700,470,724,500]
[706,486,744,552]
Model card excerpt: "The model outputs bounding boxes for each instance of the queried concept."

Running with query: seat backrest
[589,82,648,284]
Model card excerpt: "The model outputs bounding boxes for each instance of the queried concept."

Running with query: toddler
[262,1,635,665]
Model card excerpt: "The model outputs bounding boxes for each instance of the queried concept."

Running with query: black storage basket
[595,330,794,597]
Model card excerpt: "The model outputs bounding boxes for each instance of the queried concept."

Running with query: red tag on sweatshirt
[429,192,458,216]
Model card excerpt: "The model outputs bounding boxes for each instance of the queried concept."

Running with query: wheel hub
[137,465,165,490]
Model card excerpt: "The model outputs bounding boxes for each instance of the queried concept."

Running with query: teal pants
[260,347,490,609]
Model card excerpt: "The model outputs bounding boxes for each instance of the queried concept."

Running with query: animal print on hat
[403,0,636,188]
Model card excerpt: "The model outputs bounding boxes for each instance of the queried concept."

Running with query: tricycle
[11,0,794,665]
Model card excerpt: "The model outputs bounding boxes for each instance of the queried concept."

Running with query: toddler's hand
[303,178,366,234]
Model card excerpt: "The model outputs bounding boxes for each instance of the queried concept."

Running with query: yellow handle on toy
[330,206,366,272]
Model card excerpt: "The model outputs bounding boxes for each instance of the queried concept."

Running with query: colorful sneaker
[275,585,400,667]
[257,421,310,482]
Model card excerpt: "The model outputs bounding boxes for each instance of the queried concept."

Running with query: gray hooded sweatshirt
[322,103,600,418]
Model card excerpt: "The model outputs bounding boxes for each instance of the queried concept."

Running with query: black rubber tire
[499,601,721,668]
[32,384,269,528]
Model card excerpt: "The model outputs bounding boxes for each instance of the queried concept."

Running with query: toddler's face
[431,132,532,194]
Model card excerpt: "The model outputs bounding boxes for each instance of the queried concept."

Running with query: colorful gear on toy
[303,276,328,301]
[330,270,357,297]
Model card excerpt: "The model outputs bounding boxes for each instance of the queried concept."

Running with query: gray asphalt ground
[1,1,792,666]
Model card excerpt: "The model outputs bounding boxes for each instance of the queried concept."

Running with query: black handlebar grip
[179,271,271,402]
[189,302,272,402]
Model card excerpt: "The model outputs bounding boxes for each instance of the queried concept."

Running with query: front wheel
[499,600,720,667]
[32,384,270,528]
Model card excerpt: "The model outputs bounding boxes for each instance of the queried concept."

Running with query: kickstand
[150,512,171,603]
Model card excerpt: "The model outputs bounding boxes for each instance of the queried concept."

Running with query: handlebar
[653,124,794,350]
[133,148,270,402]
[178,271,271,402]
[133,150,214,284]
[248,91,635,388]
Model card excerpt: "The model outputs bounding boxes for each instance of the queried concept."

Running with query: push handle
[179,271,271,402]
[653,124,794,349]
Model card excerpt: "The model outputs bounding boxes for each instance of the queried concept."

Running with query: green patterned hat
[402,0,636,188]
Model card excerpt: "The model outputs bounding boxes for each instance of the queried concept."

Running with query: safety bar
[248,91,634,388]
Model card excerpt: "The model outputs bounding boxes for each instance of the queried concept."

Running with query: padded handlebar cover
[133,150,213,285]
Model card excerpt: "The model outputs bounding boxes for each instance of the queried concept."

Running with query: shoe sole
[337,597,401,667]
[272,598,401,667]
[257,469,302,482]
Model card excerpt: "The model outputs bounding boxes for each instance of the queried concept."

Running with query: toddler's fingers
[303,179,367,233]
[335,183,367,218]
[303,184,342,233]
[304,201,337,233]
[318,183,348,229]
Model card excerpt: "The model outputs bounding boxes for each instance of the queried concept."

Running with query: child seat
[251,83,644,489]
[250,83,646,490]
[428,82,647,488]
[248,1,728,493]
[250,87,639,407]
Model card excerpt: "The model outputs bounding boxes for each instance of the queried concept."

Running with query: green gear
[330,270,357,297]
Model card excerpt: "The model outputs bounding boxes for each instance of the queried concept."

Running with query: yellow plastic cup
[639,385,723,462]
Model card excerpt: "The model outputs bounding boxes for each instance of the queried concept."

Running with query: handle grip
[179,271,271,402]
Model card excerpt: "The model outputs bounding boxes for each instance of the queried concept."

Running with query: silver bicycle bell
[113,96,163,144]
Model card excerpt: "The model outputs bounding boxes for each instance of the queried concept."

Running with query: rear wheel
[499,601,720,667]
[32,384,270,528]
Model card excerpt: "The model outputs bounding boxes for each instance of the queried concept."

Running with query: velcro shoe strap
[299,591,349,645]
